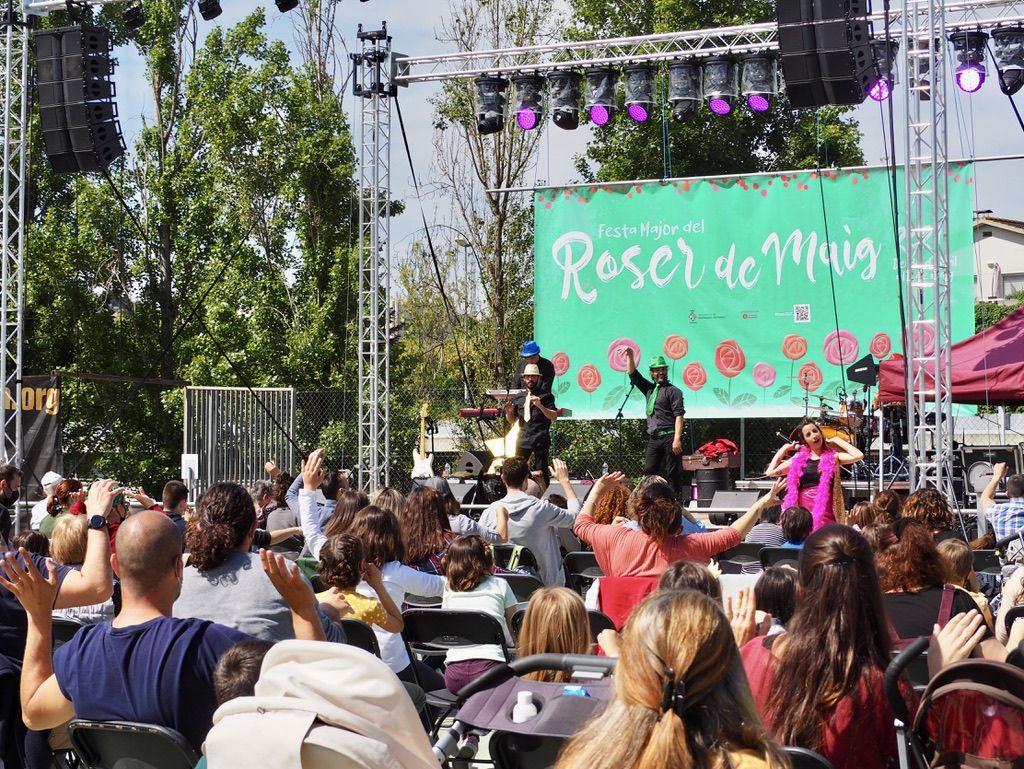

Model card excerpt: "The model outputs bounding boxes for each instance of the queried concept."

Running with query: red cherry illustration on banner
[682,362,707,391]
[870,332,892,359]
[663,334,688,360]
[552,352,570,377]
[714,340,746,378]
[797,362,824,392]
[578,365,601,394]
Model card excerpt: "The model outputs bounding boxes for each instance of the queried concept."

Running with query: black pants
[645,433,682,498]
[516,438,551,486]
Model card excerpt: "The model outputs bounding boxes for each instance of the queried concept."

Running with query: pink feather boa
[783,446,837,524]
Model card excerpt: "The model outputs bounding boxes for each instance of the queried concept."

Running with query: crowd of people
[0,419,1021,769]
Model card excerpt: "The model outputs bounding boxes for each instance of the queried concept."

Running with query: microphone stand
[615,383,636,421]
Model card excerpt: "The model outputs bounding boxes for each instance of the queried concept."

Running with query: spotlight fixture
[703,57,738,115]
[276,0,300,10]
[473,75,508,135]
[623,65,655,122]
[512,74,545,131]
[868,39,899,101]
[949,30,989,93]
[667,61,700,122]
[548,71,582,130]
[740,54,777,112]
[585,68,618,126]
[123,2,145,30]
[992,26,1024,96]
[198,0,222,21]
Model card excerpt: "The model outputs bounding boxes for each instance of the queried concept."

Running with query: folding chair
[759,547,801,570]
[493,544,540,574]
[784,746,835,769]
[52,616,88,649]
[402,609,512,737]
[497,572,545,603]
[68,720,199,769]
[404,593,442,608]
[563,551,603,594]
[508,608,614,649]
[717,542,765,564]
[340,618,382,658]
[716,558,744,574]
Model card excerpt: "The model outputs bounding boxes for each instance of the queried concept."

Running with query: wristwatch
[88,515,108,530]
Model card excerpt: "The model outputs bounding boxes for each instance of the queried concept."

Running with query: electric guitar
[411,403,434,478]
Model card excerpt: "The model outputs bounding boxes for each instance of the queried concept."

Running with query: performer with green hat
[623,346,686,495]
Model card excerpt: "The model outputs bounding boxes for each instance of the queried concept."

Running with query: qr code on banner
[793,304,811,323]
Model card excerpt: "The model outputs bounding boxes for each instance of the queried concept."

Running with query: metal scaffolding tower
[353,24,394,491]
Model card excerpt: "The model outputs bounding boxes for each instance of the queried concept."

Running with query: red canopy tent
[878,306,1024,405]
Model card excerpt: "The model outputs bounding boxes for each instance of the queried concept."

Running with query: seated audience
[744,504,785,547]
[517,588,592,682]
[845,501,875,529]
[625,475,705,534]
[779,506,813,548]
[29,470,63,530]
[322,489,370,538]
[421,476,501,542]
[248,481,278,529]
[860,521,895,553]
[741,526,914,769]
[754,566,796,636]
[10,531,48,558]
[1,506,323,755]
[50,514,115,624]
[657,560,722,602]
[903,487,962,542]
[590,481,629,525]
[401,487,458,575]
[980,461,1024,543]
[937,537,993,628]
[477,457,581,586]
[213,638,275,705]
[995,563,1024,645]
[175,481,343,642]
[299,481,370,560]
[370,487,405,516]
[439,535,517,694]
[870,489,903,523]
[316,533,403,632]
[556,589,789,769]
[38,479,83,537]
[161,479,189,545]
[573,474,783,578]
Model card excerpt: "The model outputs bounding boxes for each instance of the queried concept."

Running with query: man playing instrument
[505,363,558,486]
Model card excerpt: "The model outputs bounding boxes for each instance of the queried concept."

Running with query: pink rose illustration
[753,362,776,388]
[577,364,601,394]
[552,352,570,377]
[870,333,892,359]
[797,362,823,392]
[662,334,688,360]
[823,330,860,366]
[607,338,640,373]
[911,325,936,357]
[682,362,707,392]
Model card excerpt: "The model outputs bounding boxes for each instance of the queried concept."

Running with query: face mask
[0,489,19,507]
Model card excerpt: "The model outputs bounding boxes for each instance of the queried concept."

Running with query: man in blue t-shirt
[0,503,327,754]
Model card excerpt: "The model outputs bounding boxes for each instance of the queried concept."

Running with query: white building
[974,216,1024,302]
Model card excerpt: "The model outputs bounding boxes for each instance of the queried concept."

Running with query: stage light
[276,0,299,11]
[949,30,988,93]
[473,75,508,135]
[123,2,145,30]
[740,54,776,112]
[585,68,618,126]
[623,65,655,122]
[868,39,899,101]
[703,57,738,115]
[198,0,222,20]
[512,74,544,130]
[667,61,700,122]
[992,27,1024,96]
[548,71,582,130]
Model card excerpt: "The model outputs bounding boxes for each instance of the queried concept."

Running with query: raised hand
[86,479,123,520]
[928,610,985,676]
[260,548,314,611]
[0,549,59,621]
[548,458,571,485]
[725,587,764,648]
[301,449,327,492]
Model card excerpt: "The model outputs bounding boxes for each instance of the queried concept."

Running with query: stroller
[885,637,1024,769]
[433,654,616,769]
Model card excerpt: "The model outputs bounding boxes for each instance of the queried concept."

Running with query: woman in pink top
[572,474,783,578]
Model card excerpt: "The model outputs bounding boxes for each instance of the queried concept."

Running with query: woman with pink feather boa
[765,418,864,531]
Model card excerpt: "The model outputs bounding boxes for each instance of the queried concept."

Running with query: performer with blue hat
[513,339,556,395]
[623,346,686,496]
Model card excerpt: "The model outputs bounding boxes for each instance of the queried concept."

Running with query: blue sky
[109,0,1024,257]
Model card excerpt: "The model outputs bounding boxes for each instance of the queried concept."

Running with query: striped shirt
[744,523,785,548]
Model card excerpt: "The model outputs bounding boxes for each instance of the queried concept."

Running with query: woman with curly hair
[592,482,630,525]
[902,487,961,542]
[399,486,458,575]
[174,482,342,643]
[556,590,789,769]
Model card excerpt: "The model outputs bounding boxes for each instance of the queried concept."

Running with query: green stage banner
[534,164,976,418]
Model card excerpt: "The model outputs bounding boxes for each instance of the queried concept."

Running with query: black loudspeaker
[454,450,492,477]
[776,0,873,107]
[962,446,1022,494]
[847,353,878,386]
[709,490,761,508]
[34,26,125,174]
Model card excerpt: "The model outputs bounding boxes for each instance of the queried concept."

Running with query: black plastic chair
[563,551,603,594]
[52,616,88,649]
[759,546,801,569]
[493,544,540,573]
[509,607,615,648]
[497,572,545,602]
[1004,604,1024,637]
[973,548,1001,574]
[717,542,765,563]
[784,746,836,769]
[402,609,512,737]
[340,618,382,658]
[404,593,442,608]
[716,558,744,574]
[68,720,199,769]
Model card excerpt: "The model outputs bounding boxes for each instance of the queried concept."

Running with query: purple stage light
[746,94,770,112]
[709,98,732,115]
[516,110,539,130]
[955,63,985,93]
[868,78,892,101]
[627,103,649,122]
[590,105,610,126]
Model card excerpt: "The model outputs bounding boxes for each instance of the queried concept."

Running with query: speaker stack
[776,0,874,107]
[35,26,125,174]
